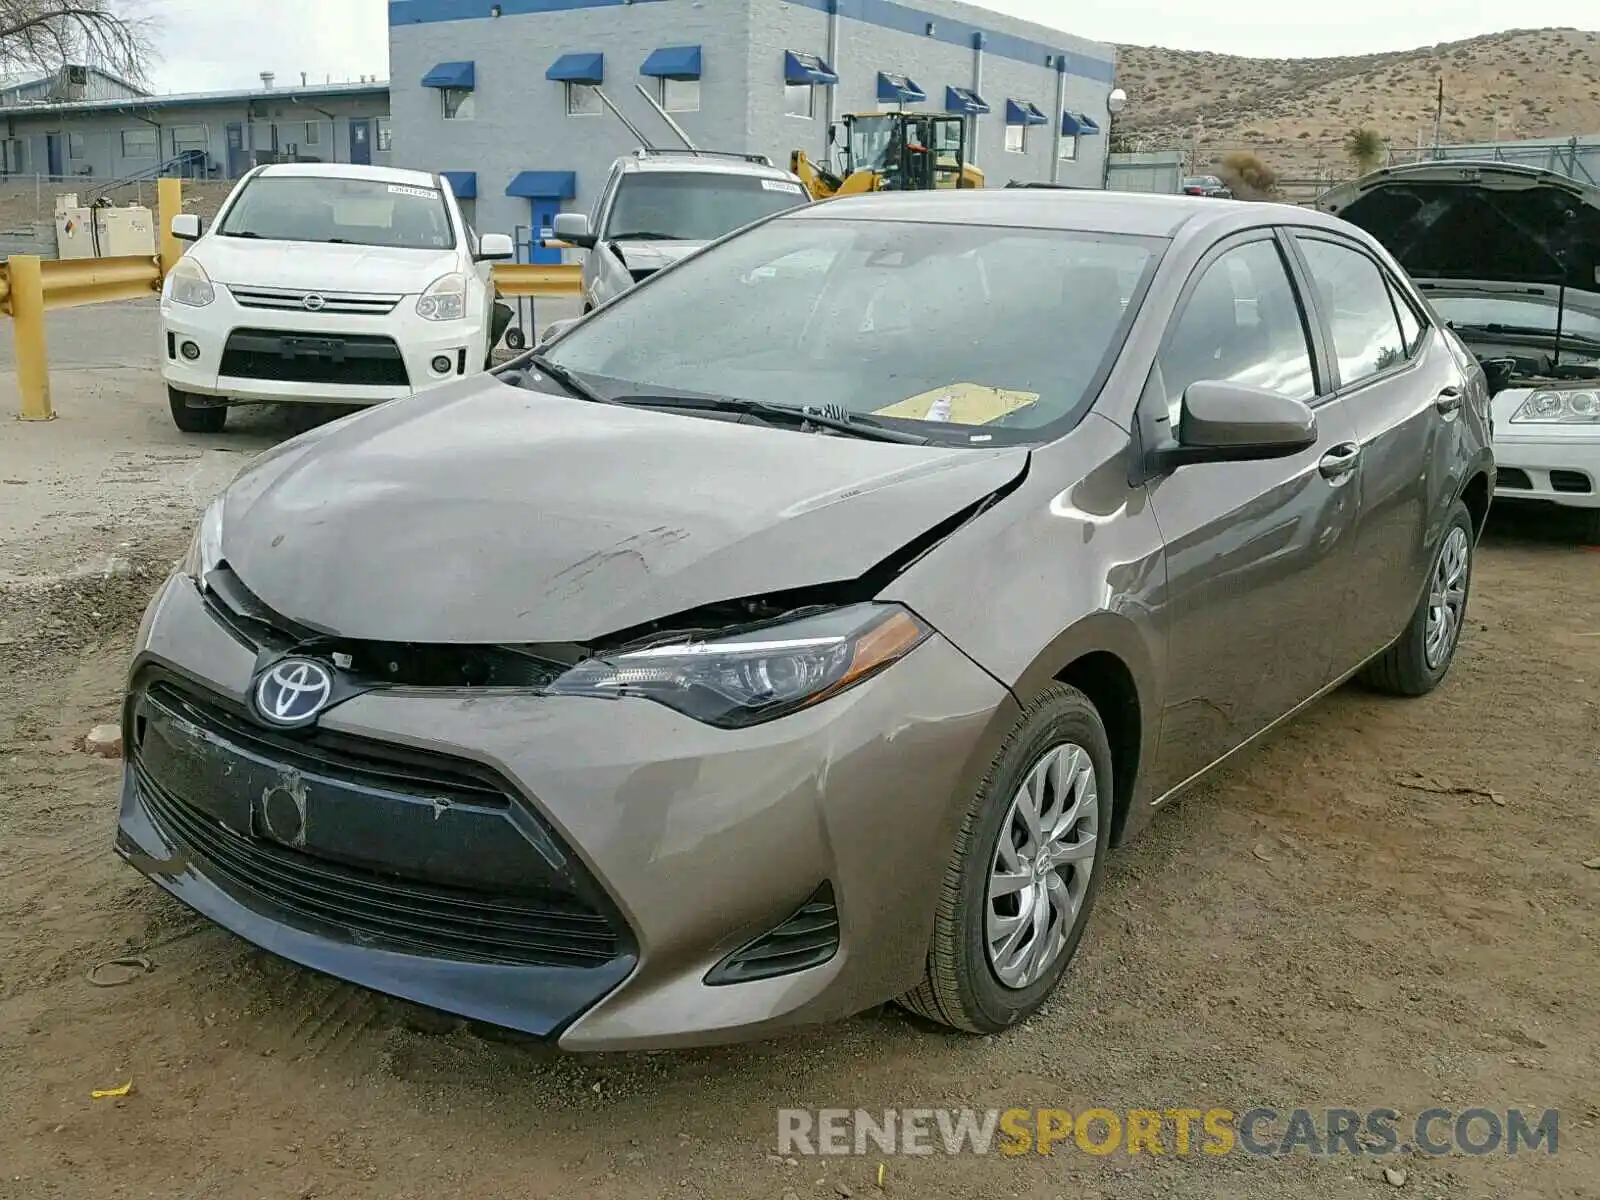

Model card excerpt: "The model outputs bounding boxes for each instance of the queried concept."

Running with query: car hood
[218,380,1029,644]
[193,237,460,295]
[1316,161,1600,296]
[611,240,705,273]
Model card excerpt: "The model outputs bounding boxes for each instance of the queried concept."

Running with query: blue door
[225,123,249,178]
[45,133,63,178]
[349,119,373,166]
[529,199,562,265]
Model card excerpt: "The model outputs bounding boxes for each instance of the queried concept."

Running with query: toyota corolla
[117,189,1493,1051]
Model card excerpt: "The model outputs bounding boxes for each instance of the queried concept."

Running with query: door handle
[1435,386,1463,414]
[1318,442,1361,482]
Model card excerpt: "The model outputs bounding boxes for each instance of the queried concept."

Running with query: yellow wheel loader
[791,112,985,200]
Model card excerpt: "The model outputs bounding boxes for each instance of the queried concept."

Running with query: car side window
[1157,238,1317,424]
[1296,237,1409,386]
[1385,275,1426,356]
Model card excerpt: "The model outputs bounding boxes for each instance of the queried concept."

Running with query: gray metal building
[389,0,1119,258]
[0,78,392,185]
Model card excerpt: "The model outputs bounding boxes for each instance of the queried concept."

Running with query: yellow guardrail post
[157,176,183,278]
[10,255,53,421]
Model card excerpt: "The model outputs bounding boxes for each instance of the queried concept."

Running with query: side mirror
[170,214,202,241]
[1150,381,1317,473]
[475,232,515,261]
[551,212,595,249]
[538,316,580,346]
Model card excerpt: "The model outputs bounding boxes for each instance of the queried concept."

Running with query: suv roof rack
[632,146,773,168]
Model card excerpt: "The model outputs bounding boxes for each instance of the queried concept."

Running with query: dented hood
[219,380,1029,643]
[1316,161,1600,294]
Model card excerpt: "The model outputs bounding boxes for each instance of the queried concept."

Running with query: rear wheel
[899,684,1113,1034]
[1361,500,1474,696]
[167,386,227,434]
[1579,509,1600,546]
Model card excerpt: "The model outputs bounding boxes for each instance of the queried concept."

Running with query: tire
[1360,499,1475,696]
[899,684,1114,1034]
[1579,509,1600,547]
[168,386,227,434]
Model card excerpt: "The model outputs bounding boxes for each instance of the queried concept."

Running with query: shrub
[1216,150,1280,198]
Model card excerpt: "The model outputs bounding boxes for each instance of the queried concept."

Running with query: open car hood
[1316,161,1600,297]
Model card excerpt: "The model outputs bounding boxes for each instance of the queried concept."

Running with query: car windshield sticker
[876,384,1040,426]
[762,180,806,194]
[387,185,439,198]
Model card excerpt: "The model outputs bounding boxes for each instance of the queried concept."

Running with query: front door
[1144,231,1364,797]
[45,133,63,178]
[349,118,372,166]
[529,198,562,265]
[225,123,249,178]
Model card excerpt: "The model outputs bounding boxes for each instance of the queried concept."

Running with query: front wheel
[1578,508,1600,546]
[1360,500,1475,696]
[899,684,1113,1034]
[167,386,227,434]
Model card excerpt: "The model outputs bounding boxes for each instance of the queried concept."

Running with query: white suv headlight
[167,256,215,308]
[416,272,467,321]
[1510,389,1600,425]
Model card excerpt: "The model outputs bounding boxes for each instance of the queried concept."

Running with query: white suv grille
[225,285,403,316]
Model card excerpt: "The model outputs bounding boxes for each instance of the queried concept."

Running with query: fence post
[157,176,183,279]
[10,255,53,421]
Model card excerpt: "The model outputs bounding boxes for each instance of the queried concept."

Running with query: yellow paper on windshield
[874,383,1039,426]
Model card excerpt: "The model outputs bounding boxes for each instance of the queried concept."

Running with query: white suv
[161,163,515,433]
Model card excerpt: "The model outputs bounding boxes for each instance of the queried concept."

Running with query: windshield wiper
[610,393,932,444]
[219,230,262,238]
[608,231,683,242]
[522,355,610,405]
[1450,321,1600,348]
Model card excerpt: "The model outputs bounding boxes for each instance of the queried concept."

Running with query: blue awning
[1006,100,1049,126]
[506,171,577,200]
[945,86,989,116]
[877,72,926,105]
[545,52,604,84]
[1061,112,1089,136]
[640,45,702,80]
[1075,113,1101,134]
[440,170,477,199]
[421,61,475,90]
[784,50,838,86]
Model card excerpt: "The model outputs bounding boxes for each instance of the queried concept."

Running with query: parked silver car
[551,148,811,312]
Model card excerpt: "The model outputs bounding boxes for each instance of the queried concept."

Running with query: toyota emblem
[301,293,326,312]
[253,658,335,727]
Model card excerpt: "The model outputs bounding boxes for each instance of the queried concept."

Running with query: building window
[4,139,26,173]
[659,76,700,113]
[68,132,86,159]
[784,83,815,119]
[567,82,602,116]
[376,118,393,152]
[304,121,321,146]
[121,128,157,158]
[1004,124,1027,154]
[1058,134,1078,161]
[442,87,475,120]
[171,124,207,159]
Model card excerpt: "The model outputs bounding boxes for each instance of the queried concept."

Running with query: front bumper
[117,572,1012,1050]
[160,287,486,406]
[1492,431,1600,509]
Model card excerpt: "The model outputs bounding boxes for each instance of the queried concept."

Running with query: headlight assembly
[416,272,468,321]
[180,497,225,581]
[167,256,215,307]
[548,603,932,728]
[1510,388,1600,424]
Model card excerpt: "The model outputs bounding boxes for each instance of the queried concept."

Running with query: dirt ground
[1,368,1598,1197]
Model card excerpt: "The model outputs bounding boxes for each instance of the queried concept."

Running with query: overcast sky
[143,0,1598,93]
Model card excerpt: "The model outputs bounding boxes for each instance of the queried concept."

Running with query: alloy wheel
[1425,525,1470,669]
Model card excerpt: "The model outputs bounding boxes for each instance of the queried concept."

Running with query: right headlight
[1510,389,1600,424]
[547,603,932,728]
[167,255,215,308]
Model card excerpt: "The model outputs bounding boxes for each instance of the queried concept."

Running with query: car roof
[619,151,801,183]
[784,188,1358,241]
[251,162,442,189]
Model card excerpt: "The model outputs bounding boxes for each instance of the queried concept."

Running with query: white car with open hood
[160,163,515,433]
[1319,160,1600,542]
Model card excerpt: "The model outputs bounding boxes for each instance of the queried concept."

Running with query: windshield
[217,176,456,250]
[604,172,809,242]
[1430,294,1600,341]
[541,216,1164,442]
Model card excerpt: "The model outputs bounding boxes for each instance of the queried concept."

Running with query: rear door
[1284,230,1465,670]
[1143,230,1365,797]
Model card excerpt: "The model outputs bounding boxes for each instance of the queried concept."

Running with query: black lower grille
[1498,467,1533,490]
[1550,469,1592,495]
[220,327,409,386]
[137,768,620,967]
[706,883,839,985]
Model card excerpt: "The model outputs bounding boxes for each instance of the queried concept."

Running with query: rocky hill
[1112,27,1600,190]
